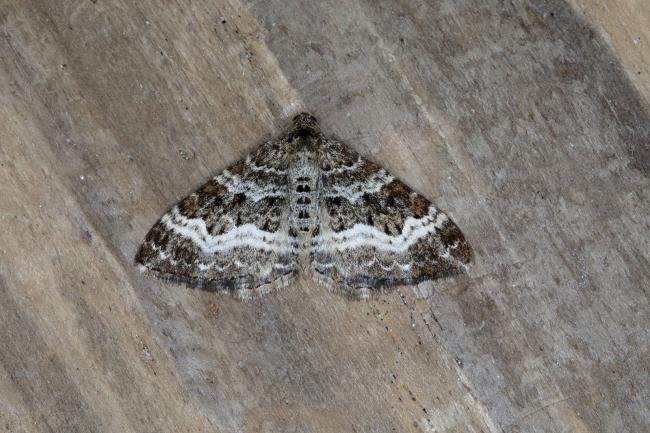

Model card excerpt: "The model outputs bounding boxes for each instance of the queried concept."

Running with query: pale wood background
[1,1,648,432]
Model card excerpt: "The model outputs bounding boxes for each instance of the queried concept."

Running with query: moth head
[292,112,319,131]
[288,112,321,150]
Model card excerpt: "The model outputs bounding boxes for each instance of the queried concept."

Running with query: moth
[135,113,472,299]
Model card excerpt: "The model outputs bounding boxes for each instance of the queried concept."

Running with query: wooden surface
[1,1,648,432]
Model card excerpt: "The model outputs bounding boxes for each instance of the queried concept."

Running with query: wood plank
[0,1,647,432]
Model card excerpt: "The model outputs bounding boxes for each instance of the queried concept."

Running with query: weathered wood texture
[0,1,648,432]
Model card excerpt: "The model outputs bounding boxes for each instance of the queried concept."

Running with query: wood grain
[0,1,648,432]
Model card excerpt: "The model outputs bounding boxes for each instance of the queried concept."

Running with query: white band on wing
[162,206,290,254]
[316,207,446,253]
[323,170,394,203]
[216,171,288,202]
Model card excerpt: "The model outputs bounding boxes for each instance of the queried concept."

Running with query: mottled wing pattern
[135,138,296,298]
[313,138,472,298]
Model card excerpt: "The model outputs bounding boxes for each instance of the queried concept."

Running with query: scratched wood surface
[0,1,648,432]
